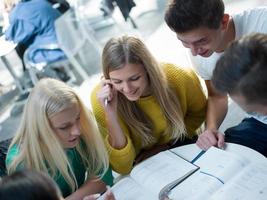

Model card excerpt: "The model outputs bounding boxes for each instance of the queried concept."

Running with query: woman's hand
[97,78,127,149]
[97,79,118,113]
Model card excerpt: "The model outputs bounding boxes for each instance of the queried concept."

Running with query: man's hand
[196,129,225,150]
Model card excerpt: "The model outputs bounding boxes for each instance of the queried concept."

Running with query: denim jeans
[225,117,267,157]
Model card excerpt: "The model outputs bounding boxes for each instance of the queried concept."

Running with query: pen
[104,98,108,107]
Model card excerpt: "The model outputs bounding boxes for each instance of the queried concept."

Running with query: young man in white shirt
[212,33,267,156]
[165,0,267,150]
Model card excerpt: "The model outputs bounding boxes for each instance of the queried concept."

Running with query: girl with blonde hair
[91,35,207,175]
[6,78,113,200]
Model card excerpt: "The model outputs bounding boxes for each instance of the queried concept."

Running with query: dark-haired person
[211,33,267,157]
[165,0,267,150]
[0,170,63,200]
[0,169,115,200]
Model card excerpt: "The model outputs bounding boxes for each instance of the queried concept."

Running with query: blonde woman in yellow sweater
[91,35,207,175]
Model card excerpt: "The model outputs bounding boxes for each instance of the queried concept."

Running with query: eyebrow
[179,37,206,45]
[110,74,140,81]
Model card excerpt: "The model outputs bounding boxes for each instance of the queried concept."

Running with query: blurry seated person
[6,78,114,200]
[212,33,267,157]
[3,0,66,67]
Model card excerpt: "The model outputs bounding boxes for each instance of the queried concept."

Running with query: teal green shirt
[6,144,113,197]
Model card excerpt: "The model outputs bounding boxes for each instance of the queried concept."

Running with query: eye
[196,38,208,45]
[112,80,122,84]
[58,126,69,130]
[130,76,140,81]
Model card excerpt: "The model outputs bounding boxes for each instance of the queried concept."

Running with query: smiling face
[109,63,150,101]
[49,104,81,149]
[177,26,225,57]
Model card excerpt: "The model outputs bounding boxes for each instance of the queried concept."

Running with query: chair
[23,44,80,85]
[54,8,102,79]
[24,7,102,86]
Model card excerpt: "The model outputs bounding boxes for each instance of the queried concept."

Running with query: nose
[182,42,199,56]
[70,122,80,136]
[190,45,199,56]
[122,82,132,93]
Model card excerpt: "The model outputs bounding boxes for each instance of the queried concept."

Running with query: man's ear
[221,14,230,30]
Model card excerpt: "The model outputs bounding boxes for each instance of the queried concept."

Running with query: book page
[130,150,199,195]
[98,177,157,200]
[210,161,267,200]
[169,171,223,199]
[194,147,249,183]
[169,147,250,199]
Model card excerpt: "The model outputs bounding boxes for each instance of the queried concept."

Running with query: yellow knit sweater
[91,63,206,174]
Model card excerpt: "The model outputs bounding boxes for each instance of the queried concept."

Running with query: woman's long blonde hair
[7,78,108,192]
[102,35,186,146]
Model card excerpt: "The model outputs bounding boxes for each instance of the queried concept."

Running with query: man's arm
[205,80,228,131]
[196,80,226,149]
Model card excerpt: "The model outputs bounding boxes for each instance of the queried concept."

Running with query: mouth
[125,89,138,97]
[68,137,79,143]
[198,49,209,56]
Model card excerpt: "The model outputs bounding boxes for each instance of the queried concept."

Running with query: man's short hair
[165,0,225,33]
[212,33,267,105]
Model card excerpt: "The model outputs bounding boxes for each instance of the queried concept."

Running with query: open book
[169,146,267,200]
[99,150,199,200]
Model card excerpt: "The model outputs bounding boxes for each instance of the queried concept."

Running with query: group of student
[1,0,267,199]
[164,0,267,154]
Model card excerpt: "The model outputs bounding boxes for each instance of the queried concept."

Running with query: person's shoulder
[19,0,58,13]
[6,144,19,166]
[9,0,42,19]
[233,6,267,37]
[9,4,21,19]
[162,62,187,74]
[245,6,267,14]
[7,144,19,156]
[90,82,104,115]
[234,6,267,18]
[90,83,101,100]
[248,7,267,19]
[161,62,197,83]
